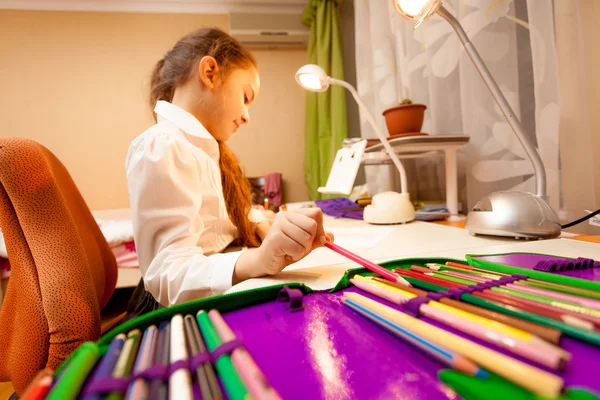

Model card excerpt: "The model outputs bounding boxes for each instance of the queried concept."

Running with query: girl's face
[205,65,260,142]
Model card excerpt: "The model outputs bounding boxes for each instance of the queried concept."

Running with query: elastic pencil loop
[277,286,304,311]
[210,338,244,362]
[80,363,170,397]
[403,296,430,317]
[169,359,189,376]
[136,363,169,380]
[190,351,211,369]
[447,288,467,299]
[426,292,445,302]
[81,376,131,396]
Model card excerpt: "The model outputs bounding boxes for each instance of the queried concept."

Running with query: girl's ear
[198,56,219,88]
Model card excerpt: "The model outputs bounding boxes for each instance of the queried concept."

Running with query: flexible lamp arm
[436,6,546,198]
[329,77,409,194]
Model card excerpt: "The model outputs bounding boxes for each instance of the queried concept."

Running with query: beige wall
[0,10,308,210]
[228,49,309,204]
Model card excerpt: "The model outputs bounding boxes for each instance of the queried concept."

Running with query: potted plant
[382,98,427,136]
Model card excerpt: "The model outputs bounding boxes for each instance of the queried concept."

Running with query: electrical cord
[561,208,600,229]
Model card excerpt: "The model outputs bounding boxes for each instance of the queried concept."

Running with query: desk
[228,212,600,293]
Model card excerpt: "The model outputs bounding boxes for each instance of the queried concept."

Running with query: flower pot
[382,104,427,135]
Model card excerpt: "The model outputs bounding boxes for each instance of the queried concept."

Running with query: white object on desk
[363,134,469,220]
[318,139,367,195]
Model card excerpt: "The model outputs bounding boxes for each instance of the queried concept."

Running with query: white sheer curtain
[353,0,598,227]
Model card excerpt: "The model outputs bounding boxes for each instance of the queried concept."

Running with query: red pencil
[394,268,465,289]
[446,261,474,270]
[21,369,53,400]
[325,242,411,286]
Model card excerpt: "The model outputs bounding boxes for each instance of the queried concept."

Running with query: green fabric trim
[99,282,310,346]
[439,369,600,400]
[466,253,600,292]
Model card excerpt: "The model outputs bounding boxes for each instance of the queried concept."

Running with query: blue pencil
[343,297,488,379]
[149,320,170,400]
[80,333,127,400]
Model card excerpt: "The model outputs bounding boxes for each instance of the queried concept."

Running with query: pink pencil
[325,242,412,287]
[208,310,281,400]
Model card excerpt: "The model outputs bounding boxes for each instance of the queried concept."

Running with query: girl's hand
[257,208,332,275]
[255,219,272,242]
[233,208,333,283]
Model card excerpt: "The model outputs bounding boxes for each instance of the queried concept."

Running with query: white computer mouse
[363,191,416,224]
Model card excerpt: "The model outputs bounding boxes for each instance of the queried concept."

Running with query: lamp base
[364,191,416,225]
[465,191,561,239]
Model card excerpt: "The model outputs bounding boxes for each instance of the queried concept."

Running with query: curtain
[302,0,348,200]
[353,0,585,222]
[554,0,600,234]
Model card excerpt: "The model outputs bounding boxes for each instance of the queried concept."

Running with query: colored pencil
[475,290,600,330]
[371,277,563,344]
[402,267,600,330]
[169,315,193,400]
[106,329,142,400]
[462,294,600,345]
[46,342,102,400]
[394,269,465,288]
[490,287,600,319]
[343,292,487,378]
[506,283,600,310]
[125,325,158,400]
[434,262,600,300]
[342,292,564,397]
[196,310,248,400]
[209,310,282,399]
[81,334,126,400]
[183,314,222,400]
[21,369,53,400]
[324,242,411,286]
[149,320,170,400]
[352,276,568,369]
[427,268,600,314]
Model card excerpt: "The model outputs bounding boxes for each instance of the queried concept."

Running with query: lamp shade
[393,0,441,27]
[295,64,330,92]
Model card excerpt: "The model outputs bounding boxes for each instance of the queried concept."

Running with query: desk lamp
[393,0,561,239]
[296,64,416,224]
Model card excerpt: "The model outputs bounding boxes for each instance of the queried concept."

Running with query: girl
[125,28,332,316]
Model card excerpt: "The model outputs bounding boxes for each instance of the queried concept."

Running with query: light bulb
[298,74,324,91]
[396,0,431,16]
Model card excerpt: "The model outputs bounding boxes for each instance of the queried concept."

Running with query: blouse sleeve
[126,132,243,306]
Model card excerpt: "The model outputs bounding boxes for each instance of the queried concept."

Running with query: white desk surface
[227,215,600,293]
[95,207,600,291]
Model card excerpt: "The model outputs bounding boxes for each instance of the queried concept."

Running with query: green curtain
[302,0,348,200]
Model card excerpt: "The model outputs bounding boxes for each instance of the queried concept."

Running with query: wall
[0,9,309,210]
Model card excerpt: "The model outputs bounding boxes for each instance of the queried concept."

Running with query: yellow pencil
[353,275,569,365]
[361,276,564,352]
[343,292,564,397]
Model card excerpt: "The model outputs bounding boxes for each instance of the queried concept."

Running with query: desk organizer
[30,254,600,400]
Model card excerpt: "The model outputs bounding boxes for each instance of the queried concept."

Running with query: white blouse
[126,100,260,307]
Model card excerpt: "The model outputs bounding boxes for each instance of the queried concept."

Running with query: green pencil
[45,342,101,400]
[490,287,600,318]
[106,329,142,400]
[196,310,248,400]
